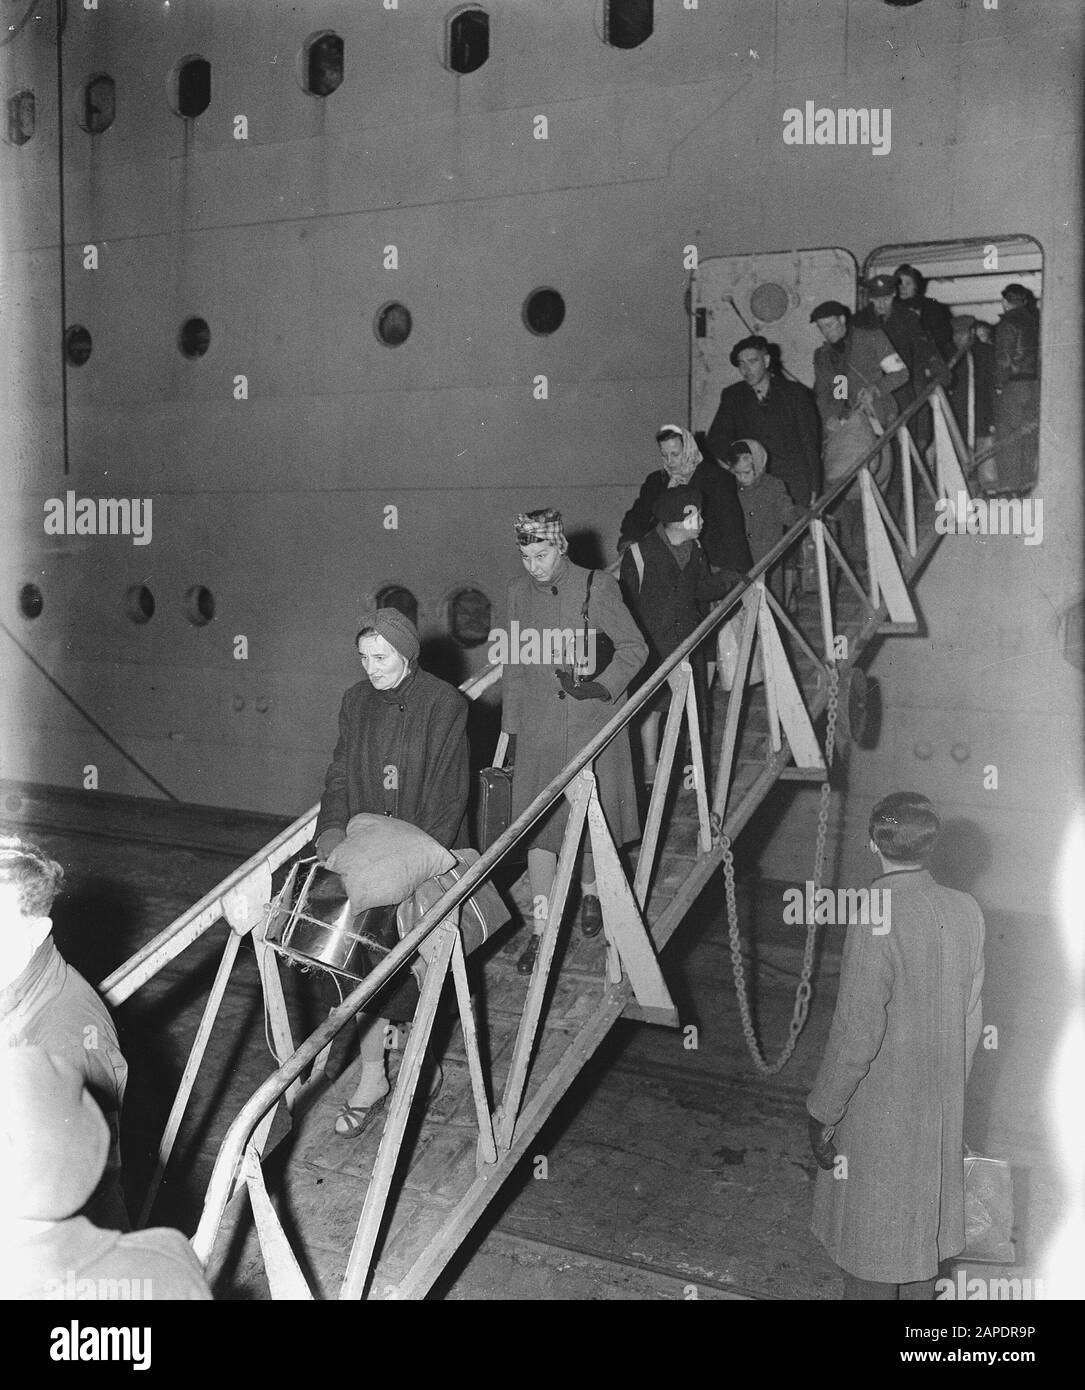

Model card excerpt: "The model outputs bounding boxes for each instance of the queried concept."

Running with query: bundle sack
[326,813,457,911]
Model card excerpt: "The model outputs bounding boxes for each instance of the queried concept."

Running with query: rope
[721,663,840,1074]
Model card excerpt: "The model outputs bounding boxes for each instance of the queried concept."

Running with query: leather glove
[315,827,346,863]
[808,1114,837,1171]
[556,671,611,702]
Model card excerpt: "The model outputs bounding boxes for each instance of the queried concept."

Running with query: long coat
[618,461,753,575]
[813,324,909,432]
[315,666,470,851]
[503,558,646,854]
[619,525,736,713]
[315,665,470,1019]
[807,869,985,1283]
[705,375,822,504]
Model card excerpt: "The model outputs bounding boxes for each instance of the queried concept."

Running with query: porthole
[603,0,653,50]
[17,583,43,620]
[523,288,565,336]
[446,7,490,74]
[374,302,412,347]
[184,585,215,627]
[749,281,789,324]
[124,584,155,624]
[6,89,35,146]
[303,32,344,97]
[449,587,491,648]
[171,57,211,119]
[64,325,92,367]
[77,74,115,134]
[178,317,211,358]
[375,585,419,628]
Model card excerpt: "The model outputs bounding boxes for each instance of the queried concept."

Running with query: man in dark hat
[705,333,821,505]
[853,273,949,456]
[809,301,908,552]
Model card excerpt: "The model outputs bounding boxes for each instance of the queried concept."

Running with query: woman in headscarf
[618,425,753,577]
[313,608,469,1133]
[501,509,647,974]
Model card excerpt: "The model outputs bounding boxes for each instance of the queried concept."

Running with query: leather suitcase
[477,732,513,851]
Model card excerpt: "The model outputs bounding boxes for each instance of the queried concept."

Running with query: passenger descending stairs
[114,390,966,1299]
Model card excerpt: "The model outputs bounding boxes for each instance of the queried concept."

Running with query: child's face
[731,454,764,488]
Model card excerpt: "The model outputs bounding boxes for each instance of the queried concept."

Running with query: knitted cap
[357,608,420,663]
[0,1047,110,1220]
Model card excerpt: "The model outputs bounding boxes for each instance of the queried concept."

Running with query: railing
[101,376,971,1293]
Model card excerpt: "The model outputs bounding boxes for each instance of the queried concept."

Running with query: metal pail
[265,861,399,982]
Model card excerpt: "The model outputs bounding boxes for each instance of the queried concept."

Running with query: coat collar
[528,555,573,592]
[872,866,934,892]
[0,937,60,1019]
[373,664,420,705]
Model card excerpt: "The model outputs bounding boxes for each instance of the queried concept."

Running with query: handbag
[961,1151,1015,1263]
[823,409,880,483]
[573,569,616,684]
[397,848,510,967]
[477,731,514,851]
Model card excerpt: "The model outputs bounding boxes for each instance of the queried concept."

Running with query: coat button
[558,691,566,700]
[398,704,405,711]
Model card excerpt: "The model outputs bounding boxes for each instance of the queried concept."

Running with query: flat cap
[809,300,849,323]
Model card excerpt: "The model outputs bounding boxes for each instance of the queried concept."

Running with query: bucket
[264,860,399,982]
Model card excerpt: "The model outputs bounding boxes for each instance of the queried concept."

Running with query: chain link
[723,663,840,1074]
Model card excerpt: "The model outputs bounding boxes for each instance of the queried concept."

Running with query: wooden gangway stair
[100,385,972,1299]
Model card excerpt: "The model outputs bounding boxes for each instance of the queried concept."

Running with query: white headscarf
[657,424,703,485]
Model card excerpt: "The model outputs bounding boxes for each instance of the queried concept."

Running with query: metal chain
[723,664,840,1074]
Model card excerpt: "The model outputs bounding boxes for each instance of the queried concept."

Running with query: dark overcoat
[503,558,646,854]
[618,461,753,575]
[807,868,985,1283]
[619,526,736,714]
[314,665,470,1019]
[315,665,470,850]
[705,375,822,503]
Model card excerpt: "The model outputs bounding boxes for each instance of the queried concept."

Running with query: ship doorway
[865,237,1042,492]
[690,236,1043,494]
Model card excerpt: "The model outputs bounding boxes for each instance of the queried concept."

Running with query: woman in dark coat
[314,607,469,1131]
[619,484,743,783]
[502,509,647,974]
[985,283,1040,493]
[807,793,985,1298]
[618,425,753,575]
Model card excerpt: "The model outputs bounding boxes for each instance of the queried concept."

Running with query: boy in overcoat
[807,792,985,1299]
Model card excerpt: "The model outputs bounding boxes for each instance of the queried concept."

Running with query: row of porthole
[3,4,655,144]
[61,288,565,366]
[16,582,494,647]
[18,582,214,627]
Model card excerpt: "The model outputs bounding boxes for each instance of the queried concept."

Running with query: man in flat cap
[853,273,949,458]
[705,334,821,506]
[809,301,909,553]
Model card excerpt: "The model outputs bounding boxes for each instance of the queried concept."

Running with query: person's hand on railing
[315,828,346,863]
[556,671,611,702]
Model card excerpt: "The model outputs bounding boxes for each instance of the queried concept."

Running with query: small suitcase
[477,732,513,851]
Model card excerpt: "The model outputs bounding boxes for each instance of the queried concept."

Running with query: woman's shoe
[334,1096,386,1138]
[580,894,604,938]
[516,934,540,975]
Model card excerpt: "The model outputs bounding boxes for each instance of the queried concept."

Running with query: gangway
[99,382,973,1299]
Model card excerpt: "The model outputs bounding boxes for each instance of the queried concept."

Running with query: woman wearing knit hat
[503,509,648,974]
[313,607,470,1131]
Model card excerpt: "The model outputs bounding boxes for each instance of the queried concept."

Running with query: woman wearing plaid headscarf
[501,509,647,974]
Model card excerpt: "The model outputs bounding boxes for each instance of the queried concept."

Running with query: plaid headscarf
[514,508,568,551]
[657,424,703,484]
